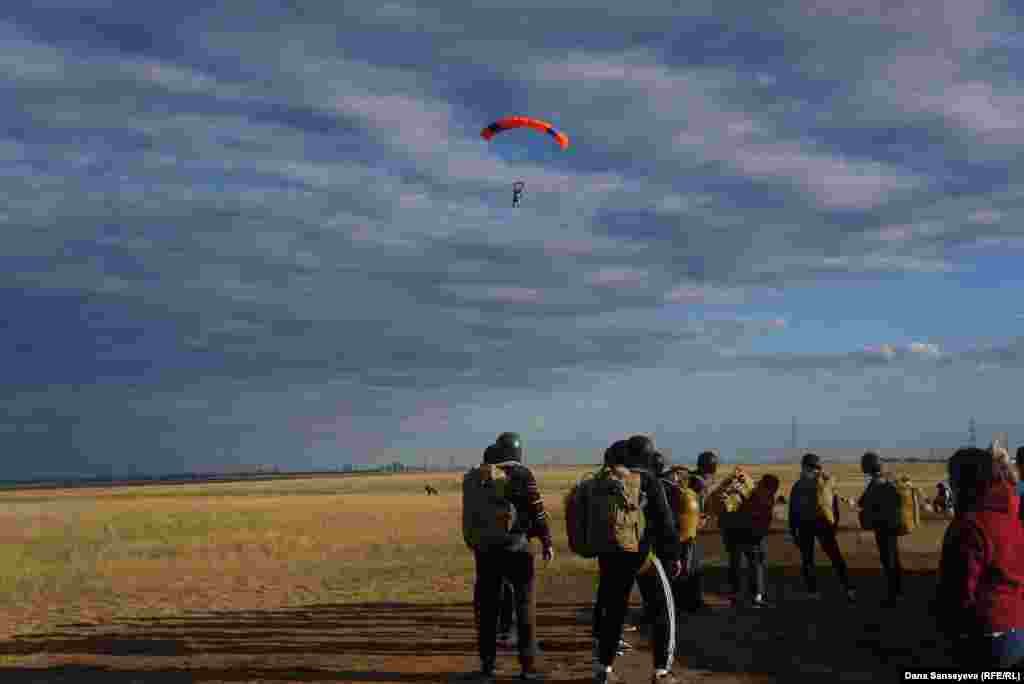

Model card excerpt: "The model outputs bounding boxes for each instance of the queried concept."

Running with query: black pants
[874,529,903,598]
[497,579,516,634]
[595,553,676,671]
[724,531,766,598]
[473,549,538,668]
[795,521,851,593]
[673,540,704,611]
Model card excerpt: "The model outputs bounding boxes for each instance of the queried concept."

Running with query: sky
[4,1,1024,477]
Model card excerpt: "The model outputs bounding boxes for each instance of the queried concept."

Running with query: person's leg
[747,539,767,600]
[507,551,539,673]
[874,530,897,600]
[797,525,818,593]
[474,551,504,672]
[817,523,852,592]
[725,532,743,599]
[596,554,642,669]
[636,557,677,673]
[498,579,515,637]
[890,534,904,598]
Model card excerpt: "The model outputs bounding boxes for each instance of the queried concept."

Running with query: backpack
[462,461,520,550]
[661,468,702,542]
[859,475,919,535]
[564,465,643,557]
[815,471,836,526]
[706,467,754,518]
[893,476,920,535]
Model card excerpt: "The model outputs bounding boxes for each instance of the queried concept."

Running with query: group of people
[461,433,1024,681]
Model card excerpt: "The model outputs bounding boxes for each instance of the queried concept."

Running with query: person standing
[857,451,904,605]
[932,447,1024,669]
[788,453,856,602]
[590,435,682,684]
[463,433,554,682]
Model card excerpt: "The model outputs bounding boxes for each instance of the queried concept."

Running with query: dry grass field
[0,461,960,682]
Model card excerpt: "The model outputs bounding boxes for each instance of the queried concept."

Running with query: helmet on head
[861,451,882,475]
[604,440,627,466]
[651,451,667,476]
[696,451,718,477]
[624,435,655,470]
[495,432,523,462]
[801,453,821,470]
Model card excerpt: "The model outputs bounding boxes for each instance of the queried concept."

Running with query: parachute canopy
[480,116,569,150]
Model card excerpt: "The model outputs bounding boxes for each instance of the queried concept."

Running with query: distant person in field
[590,435,683,684]
[462,433,554,682]
[788,453,856,602]
[932,447,1024,669]
[425,484,439,495]
[934,481,953,515]
[857,451,904,605]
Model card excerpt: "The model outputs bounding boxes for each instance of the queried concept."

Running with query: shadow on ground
[0,550,957,682]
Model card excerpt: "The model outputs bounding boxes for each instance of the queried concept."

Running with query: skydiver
[512,181,525,208]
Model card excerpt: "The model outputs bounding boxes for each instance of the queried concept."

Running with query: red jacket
[935,480,1024,636]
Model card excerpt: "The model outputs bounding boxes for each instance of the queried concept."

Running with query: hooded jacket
[624,465,682,563]
[934,479,1024,636]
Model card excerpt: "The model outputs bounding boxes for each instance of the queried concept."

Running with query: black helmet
[604,440,627,466]
[483,444,501,464]
[696,450,718,477]
[651,451,667,476]
[495,432,523,462]
[624,435,655,470]
[861,451,882,475]
[801,453,821,470]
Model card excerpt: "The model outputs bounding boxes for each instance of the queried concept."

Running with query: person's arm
[643,473,681,563]
[832,492,841,527]
[517,467,553,551]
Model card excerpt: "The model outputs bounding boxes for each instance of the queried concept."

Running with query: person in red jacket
[933,447,1024,670]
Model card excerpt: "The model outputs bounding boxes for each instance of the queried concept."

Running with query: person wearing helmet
[856,451,904,605]
[591,435,683,684]
[465,434,553,682]
[788,453,856,602]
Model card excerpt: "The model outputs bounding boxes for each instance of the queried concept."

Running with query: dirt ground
[2,522,957,683]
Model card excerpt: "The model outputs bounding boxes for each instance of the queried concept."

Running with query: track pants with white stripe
[595,552,676,671]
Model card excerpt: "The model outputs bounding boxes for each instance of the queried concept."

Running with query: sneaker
[520,670,545,681]
[845,588,857,603]
[618,638,633,652]
[751,595,773,609]
[652,671,681,684]
[592,639,628,658]
[497,632,518,649]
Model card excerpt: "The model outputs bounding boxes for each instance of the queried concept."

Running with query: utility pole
[968,417,977,448]
[790,416,799,452]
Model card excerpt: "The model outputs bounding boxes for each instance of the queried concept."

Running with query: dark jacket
[631,467,682,563]
[934,479,1024,636]
[788,473,840,535]
[493,462,553,552]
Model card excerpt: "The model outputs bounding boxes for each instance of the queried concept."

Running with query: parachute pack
[662,466,702,542]
[564,465,643,558]
[815,471,836,526]
[462,461,520,550]
[859,475,920,536]
[706,467,755,518]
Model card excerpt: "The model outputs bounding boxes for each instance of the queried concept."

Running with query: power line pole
[790,416,799,451]
[968,417,977,448]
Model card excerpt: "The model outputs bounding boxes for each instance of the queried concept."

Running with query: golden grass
[2,462,953,638]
